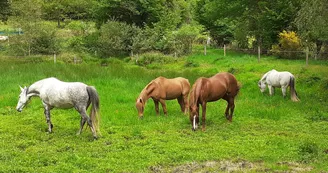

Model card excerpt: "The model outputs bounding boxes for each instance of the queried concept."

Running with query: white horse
[16,77,100,139]
[258,69,300,102]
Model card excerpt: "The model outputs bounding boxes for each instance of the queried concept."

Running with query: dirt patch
[149,160,313,173]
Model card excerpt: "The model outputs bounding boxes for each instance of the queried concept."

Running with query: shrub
[135,52,176,66]
[7,22,59,56]
[271,30,303,59]
[184,59,199,68]
[86,21,133,58]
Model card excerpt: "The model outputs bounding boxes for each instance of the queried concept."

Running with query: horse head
[16,86,31,112]
[258,80,266,93]
[135,98,144,119]
[189,104,199,131]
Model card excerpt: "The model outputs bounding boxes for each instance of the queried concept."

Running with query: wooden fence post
[204,44,207,55]
[306,46,309,66]
[54,52,56,64]
[258,46,261,63]
[224,44,226,57]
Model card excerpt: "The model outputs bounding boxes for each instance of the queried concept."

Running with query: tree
[0,0,11,23]
[195,0,301,49]
[294,0,328,59]
[42,0,95,27]
[9,0,58,55]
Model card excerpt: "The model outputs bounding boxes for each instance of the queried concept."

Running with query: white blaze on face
[193,115,197,129]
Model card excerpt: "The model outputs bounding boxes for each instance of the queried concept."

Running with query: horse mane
[138,81,156,101]
[260,70,274,82]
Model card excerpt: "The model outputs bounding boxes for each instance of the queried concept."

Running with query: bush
[7,22,59,56]
[184,59,199,68]
[135,52,176,66]
[86,21,133,58]
[271,30,303,59]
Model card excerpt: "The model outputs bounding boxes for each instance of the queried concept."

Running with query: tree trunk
[57,19,61,28]
[315,40,323,60]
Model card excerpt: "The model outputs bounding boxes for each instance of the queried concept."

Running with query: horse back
[40,80,89,108]
[154,77,190,99]
[267,71,292,87]
[207,73,239,100]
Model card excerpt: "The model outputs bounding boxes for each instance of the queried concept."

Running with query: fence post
[204,44,207,55]
[224,44,226,57]
[306,46,309,66]
[54,52,56,64]
[258,46,261,62]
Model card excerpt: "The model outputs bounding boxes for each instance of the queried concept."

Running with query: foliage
[0,0,11,23]
[271,30,302,59]
[85,21,133,57]
[1,0,326,59]
[42,0,95,27]
[172,24,204,55]
[294,0,328,59]
[135,52,176,67]
[195,0,301,49]
[7,22,58,55]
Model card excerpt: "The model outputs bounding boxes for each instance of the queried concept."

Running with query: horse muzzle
[138,115,144,120]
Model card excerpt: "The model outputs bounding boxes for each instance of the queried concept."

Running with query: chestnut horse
[136,77,190,118]
[189,72,240,131]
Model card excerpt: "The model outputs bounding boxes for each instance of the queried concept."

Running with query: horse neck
[28,80,44,95]
[260,71,271,82]
[139,82,155,102]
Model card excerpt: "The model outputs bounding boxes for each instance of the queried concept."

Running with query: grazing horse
[258,69,300,102]
[135,77,190,118]
[189,72,240,131]
[16,77,100,139]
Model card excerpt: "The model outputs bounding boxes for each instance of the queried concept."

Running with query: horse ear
[19,85,24,91]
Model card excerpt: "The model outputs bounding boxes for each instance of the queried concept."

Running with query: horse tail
[87,86,101,135]
[289,76,300,102]
[236,82,241,96]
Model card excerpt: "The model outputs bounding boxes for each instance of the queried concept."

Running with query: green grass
[0,46,328,172]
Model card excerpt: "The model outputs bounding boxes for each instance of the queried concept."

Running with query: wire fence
[204,44,328,66]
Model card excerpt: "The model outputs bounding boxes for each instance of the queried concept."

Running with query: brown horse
[189,72,240,131]
[136,77,190,118]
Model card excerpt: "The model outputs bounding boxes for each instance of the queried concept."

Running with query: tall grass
[0,47,327,172]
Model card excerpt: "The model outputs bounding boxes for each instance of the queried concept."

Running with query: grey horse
[16,77,100,139]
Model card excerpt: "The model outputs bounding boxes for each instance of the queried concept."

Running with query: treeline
[0,0,327,59]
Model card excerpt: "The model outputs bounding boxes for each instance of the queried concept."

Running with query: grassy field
[0,46,327,172]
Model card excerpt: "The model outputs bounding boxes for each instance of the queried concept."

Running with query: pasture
[0,47,327,172]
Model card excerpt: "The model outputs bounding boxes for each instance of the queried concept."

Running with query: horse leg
[228,98,235,122]
[177,96,185,113]
[43,102,53,133]
[268,85,274,96]
[201,103,207,131]
[281,86,287,98]
[225,101,230,120]
[159,99,167,116]
[78,108,97,139]
[183,94,189,114]
[77,117,86,135]
[153,99,160,116]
